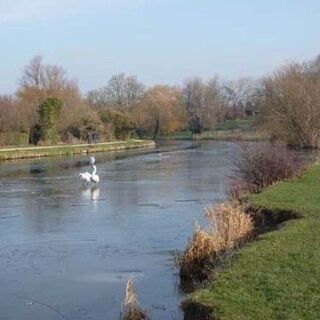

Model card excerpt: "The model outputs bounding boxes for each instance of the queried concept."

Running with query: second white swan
[79,157,100,184]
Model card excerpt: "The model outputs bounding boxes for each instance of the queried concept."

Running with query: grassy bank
[157,118,267,142]
[193,118,267,141]
[156,131,193,140]
[192,130,266,141]
[187,163,320,319]
[0,139,155,161]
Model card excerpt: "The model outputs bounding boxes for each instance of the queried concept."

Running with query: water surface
[0,141,238,320]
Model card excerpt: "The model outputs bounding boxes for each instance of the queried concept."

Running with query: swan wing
[80,172,92,182]
[91,174,100,183]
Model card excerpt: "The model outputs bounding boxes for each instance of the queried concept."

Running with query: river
[0,141,238,320]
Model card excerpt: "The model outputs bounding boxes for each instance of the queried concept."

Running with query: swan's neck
[92,165,97,175]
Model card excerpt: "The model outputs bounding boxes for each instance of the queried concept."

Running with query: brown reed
[179,201,254,283]
[120,280,150,320]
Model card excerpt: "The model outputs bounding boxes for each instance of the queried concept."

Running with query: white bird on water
[79,156,100,185]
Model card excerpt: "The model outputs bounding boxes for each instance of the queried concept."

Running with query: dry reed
[205,202,254,250]
[179,201,254,282]
[120,280,150,320]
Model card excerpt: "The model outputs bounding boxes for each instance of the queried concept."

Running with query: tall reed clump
[178,201,254,283]
[120,280,150,320]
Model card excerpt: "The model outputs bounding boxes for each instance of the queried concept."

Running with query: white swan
[89,156,96,165]
[90,165,100,183]
[79,157,100,185]
[79,171,92,184]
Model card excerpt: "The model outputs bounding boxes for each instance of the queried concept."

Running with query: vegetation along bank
[3,53,320,148]
[180,145,320,320]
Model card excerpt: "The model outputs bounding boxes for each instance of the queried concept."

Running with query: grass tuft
[120,280,150,320]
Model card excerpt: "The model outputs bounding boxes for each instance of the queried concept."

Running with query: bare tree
[87,87,109,108]
[87,73,144,110]
[182,77,205,134]
[107,73,126,107]
[182,76,223,133]
[124,75,145,108]
[20,55,69,93]
[261,60,320,148]
[204,76,225,124]
[221,78,256,119]
[20,55,44,88]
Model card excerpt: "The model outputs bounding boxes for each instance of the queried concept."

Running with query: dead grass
[206,202,254,249]
[179,202,254,283]
[120,280,150,320]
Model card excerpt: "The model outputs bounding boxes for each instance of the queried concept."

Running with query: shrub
[63,118,103,143]
[226,179,258,202]
[120,280,150,320]
[29,124,42,145]
[99,109,136,140]
[0,132,29,147]
[178,202,254,283]
[234,143,302,192]
[0,95,22,133]
[38,97,62,144]
[58,103,104,143]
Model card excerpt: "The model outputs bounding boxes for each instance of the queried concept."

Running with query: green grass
[155,118,262,141]
[189,163,320,320]
[0,139,155,160]
[156,131,193,140]
[157,117,266,141]
[193,117,268,141]
[192,130,266,141]
[215,117,255,131]
[0,132,29,147]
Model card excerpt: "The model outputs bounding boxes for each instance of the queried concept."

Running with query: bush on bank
[229,143,303,199]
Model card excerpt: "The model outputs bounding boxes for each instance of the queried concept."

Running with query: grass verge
[156,131,193,140]
[0,139,155,161]
[185,163,320,319]
[192,130,267,142]
[156,118,266,142]
[194,118,267,142]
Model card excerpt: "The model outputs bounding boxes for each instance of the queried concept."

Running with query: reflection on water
[82,186,100,201]
[0,141,238,320]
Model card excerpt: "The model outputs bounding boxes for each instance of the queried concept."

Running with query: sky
[0,0,319,94]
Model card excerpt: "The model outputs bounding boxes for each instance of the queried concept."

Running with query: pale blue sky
[0,0,319,94]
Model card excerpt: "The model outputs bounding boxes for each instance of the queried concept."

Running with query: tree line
[1,54,320,148]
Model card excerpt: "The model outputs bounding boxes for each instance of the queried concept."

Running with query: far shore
[0,139,155,161]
